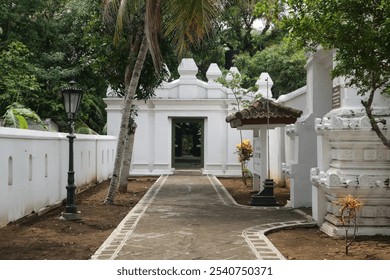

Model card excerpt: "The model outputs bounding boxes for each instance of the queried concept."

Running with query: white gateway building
[104,58,254,176]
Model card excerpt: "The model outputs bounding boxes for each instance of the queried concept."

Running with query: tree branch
[361,88,390,148]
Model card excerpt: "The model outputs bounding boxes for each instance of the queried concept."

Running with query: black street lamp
[60,80,83,221]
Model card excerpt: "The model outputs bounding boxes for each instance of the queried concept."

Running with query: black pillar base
[60,211,81,221]
[250,179,278,206]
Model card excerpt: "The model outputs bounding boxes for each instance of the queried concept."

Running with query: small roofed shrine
[226,98,302,128]
[226,97,302,206]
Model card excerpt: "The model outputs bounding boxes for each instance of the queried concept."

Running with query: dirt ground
[0,176,389,260]
[220,178,390,260]
[0,177,157,260]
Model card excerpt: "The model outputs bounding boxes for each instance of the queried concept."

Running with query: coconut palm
[103,0,221,204]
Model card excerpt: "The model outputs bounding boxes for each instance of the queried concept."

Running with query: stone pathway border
[243,221,316,260]
[91,175,169,260]
[208,174,316,260]
[91,174,316,260]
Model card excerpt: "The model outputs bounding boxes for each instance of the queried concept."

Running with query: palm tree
[103,0,220,204]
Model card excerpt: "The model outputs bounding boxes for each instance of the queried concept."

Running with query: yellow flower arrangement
[236,139,253,163]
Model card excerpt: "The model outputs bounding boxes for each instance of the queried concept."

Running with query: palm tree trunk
[116,24,142,193]
[118,116,137,193]
[104,36,148,204]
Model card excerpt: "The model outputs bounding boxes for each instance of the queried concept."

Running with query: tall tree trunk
[118,116,137,193]
[115,24,143,193]
[104,36,148,204]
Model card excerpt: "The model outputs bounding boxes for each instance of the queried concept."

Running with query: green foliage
[218,70,257,111]
[216,0,288,69]
[285,0,390,96]
[2,102,48,130]
[102,123,108,135]
[234,39,306,98]
[188,1,305,96]
[236,139,254,186]
[0,0,115,134]
[285,0,390,147]
[0,41,41,113]
[89,0,176,98]
[254,0,284,20]
[0,0,188,135]
[0,0,307,136]
[75,120,98,135]
[161,0,221,57]
[188,37,226,82]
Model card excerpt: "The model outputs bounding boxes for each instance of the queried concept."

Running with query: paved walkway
[91,174,315,260]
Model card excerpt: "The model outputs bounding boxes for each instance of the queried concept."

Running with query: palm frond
[102,0,121,29]
[75,120,98,135]
[162,0,220,56]
[103,0,143,45]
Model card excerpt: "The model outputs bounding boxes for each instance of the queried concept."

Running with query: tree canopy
[285,0,390,147]
[0,0,108,133]
[211,0,306,97]
[234,38,306,97]
[285,0,390,96]
[218,0,287,68]
[0,0,308,134]
[0,41,40,113]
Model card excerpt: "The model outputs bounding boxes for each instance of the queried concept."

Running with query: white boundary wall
[0,127,116,227]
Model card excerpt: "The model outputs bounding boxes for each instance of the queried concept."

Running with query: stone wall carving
[312,109,390,236]
[315,113,390,132]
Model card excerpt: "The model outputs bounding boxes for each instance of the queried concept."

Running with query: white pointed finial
[178,58,198,79]
[206,63,222,83]
[225,67,241,82]
[256,72,273,99]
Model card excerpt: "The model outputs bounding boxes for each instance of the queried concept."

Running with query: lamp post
[60,80,83,221]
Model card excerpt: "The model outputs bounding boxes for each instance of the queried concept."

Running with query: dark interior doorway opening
[172,118,204,169]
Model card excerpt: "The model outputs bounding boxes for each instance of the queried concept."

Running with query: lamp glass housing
[61,81,83,120]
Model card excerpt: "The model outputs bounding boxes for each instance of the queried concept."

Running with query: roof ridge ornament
[178,58,198,79]
[206,63,222,84]
[256,72,273,99]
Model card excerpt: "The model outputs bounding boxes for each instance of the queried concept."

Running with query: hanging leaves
[2,102,48,130]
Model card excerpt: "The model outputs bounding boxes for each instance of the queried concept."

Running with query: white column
[103,98,123,137]
[148,101,155,172]
[260,127,268,182]
[252,129,261,191]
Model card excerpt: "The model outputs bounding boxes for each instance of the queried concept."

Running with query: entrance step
[173,169,203,176]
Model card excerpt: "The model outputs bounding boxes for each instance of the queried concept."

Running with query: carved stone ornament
[330,115,344,129]
[310,167,320,185]
[286,124,297,140]
[359,175,389,187]
[328,173,341,187]
[282,162,292,176]
[345,179,358,188]
[360,116,372,129]
[363,150,377,161]
[315,117,331,133]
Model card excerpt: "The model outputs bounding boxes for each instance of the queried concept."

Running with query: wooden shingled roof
[226,98,303,128]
